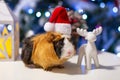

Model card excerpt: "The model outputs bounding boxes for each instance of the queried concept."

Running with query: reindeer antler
[76,28,87,37]
[93,27,102,36]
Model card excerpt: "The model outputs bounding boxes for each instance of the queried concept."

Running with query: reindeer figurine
[77,27,102,70]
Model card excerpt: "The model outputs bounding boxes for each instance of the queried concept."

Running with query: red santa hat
[44,6,71,37]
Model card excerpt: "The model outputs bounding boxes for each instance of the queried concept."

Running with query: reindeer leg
[77,47,84,66]
[77,52,84,66]
[93,55,99,68]
[86,55,91,70]
[84,55,87,65]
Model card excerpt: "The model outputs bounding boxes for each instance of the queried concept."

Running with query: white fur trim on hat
[44,22,55,32]
[62,35,71,38]
[55,23,71,36]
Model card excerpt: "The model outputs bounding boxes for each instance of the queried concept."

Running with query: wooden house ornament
[0,0,19,60]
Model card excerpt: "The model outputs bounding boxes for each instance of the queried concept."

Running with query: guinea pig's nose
[68,51,71,54]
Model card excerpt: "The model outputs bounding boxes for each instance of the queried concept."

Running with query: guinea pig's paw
[44,67,53,71]
[54,65,64,69]
[25,64,37,68]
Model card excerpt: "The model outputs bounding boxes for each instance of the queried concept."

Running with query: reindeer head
[76,27,102,42]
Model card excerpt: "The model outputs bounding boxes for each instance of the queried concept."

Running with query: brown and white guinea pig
[21,32,75,71]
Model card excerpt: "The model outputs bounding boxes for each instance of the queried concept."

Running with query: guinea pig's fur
[21,32,75,71]
[21,37,33,65]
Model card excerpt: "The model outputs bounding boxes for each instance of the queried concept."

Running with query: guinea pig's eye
[59,39,64,45]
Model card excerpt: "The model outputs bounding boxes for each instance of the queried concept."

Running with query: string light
[118,26,120,32]
[45,11,50,18]
[78,9,83,13]
[82,14,88,20]
[7,25,12,31]
[28,8,34,14]
[113,7,118,13]
[36,12,41,18]
[100,2,105,8]
[101,49,106,52]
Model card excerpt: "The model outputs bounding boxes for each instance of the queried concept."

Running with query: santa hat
[44,6,71,36]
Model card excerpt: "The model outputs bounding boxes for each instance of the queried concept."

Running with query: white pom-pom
[44,22,54,32]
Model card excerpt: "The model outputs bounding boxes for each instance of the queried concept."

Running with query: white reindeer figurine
[77,27,102,70]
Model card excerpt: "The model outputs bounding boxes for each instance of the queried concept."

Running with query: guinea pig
[21,32,75,71]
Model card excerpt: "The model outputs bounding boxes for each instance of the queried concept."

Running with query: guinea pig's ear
[52,33,62,42]
[46,32,62,42]
[46,32,55,42]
